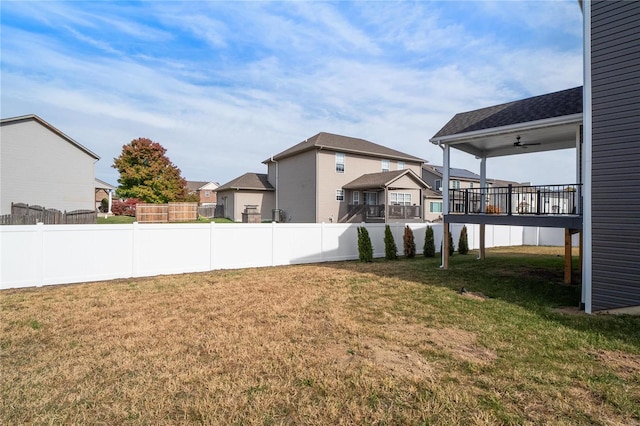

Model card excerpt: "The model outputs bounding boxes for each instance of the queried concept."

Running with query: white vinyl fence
[0,222,575,290]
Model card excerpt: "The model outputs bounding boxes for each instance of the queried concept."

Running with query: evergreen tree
[384,225,398,260]
[424,226,435,257]
[403,226,416,258]
[449,229,455,256]
[458,225,469,255]
[357,227,373,262]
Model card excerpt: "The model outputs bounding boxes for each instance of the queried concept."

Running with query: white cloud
[1,1,583,187]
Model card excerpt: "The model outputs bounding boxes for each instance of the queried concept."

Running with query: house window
[452,180,461,189]
[382,159,390,172]
[390,192,411,206]
[336,189,344,201]
[335,153,345,173]
[430,201,443,213]
[353,191,360,205]
[397,161,404,170]
[469,183,474,189]
[435,179,442,191]
[205,190,211,197]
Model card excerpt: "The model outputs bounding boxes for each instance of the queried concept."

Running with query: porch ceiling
[430,114,582,159]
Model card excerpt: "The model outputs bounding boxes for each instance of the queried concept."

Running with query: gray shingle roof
[343,169,428,190]
[186,181,209,191]
[216,173,274,191]
[423,165,481,180]
[432,87,583,139]
[265,132,425,163]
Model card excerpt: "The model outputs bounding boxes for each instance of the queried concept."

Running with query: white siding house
[0,115,100,215]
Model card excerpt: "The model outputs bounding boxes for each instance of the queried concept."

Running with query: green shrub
[424,226,435,257]
[357,227,373,262]
[403,226,416,258]
[458,225,469,255]
[384,225,398,260]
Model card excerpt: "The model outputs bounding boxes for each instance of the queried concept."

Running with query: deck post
[478,224,486,260]
[564,228,572,284]
[442,222,450,269]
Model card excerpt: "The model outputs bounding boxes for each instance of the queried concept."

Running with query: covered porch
[340,169,429,223]
[429,87,584,288]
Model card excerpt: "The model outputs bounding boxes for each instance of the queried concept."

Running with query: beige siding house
[215,173,275,222]
[0,115,99,215]
[260,132,430,223]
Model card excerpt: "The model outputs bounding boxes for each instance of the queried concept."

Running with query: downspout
[270,156,279,213]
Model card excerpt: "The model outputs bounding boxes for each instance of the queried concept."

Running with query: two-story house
[217,132,430,223]
[0,115,100,215]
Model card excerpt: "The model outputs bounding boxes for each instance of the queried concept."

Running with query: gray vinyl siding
[590,0,640,311]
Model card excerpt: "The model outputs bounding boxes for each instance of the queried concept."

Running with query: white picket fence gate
[0,222,577,290]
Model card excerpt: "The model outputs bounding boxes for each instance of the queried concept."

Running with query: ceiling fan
[513,135,541,149]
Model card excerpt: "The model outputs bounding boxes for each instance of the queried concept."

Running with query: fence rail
[449,184,582,216]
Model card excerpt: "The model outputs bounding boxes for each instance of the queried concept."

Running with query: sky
[1,0,584,187]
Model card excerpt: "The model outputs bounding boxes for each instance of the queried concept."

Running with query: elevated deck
[445,183,582,230]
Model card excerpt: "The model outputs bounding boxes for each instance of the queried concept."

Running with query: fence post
[209,221,216,271]
[271,221,276,266]
[320,222,325,263]
[507,185,513,216]
[36,222,44,286]
[132,222,139,277]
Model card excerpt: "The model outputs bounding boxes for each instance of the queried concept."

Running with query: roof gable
[343,169,429,190]
[1,114,100,160]
[265,132,425,163]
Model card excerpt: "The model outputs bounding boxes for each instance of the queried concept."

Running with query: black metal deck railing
[449,184,582,216]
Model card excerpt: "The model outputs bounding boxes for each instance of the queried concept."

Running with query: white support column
[108,190,113,214]
[479,157,487,212]
[479,157,487,260]
[582,0,593,313]
[441,143,450,269]
[576,125,582,215]
[442,144,450,215]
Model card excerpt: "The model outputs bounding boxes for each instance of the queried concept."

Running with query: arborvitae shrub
[449,229,455,256]
[403,226,416,258]
[384,225,398,260]
[424,226,435,257]
[458,225,469,255]
[357,227,373,262]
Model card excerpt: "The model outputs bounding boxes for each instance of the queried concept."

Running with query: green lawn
[97,215,234,224]
[2,247,638,424]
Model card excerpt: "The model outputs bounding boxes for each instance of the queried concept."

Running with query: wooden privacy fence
[136,202,198,223]
[197,205,216,218]
[0,202,97,225]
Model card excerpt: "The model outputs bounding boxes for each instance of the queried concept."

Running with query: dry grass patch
[2,248,639,425]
